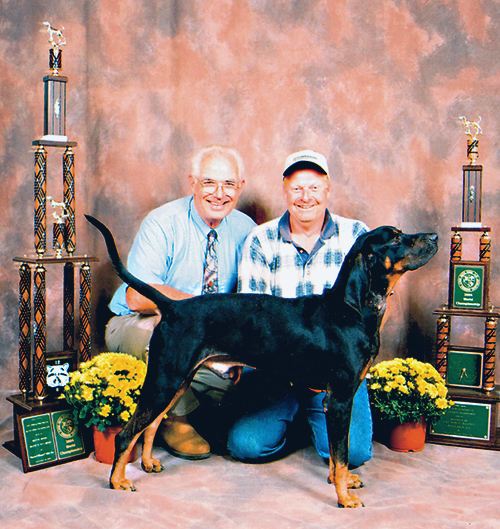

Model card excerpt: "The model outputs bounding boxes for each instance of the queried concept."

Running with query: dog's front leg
[324,389,364,508]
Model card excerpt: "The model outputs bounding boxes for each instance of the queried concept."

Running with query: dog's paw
[337,492,364,508]
[109,479,137,492]
[141,458,164,474]
[347,472,364,489]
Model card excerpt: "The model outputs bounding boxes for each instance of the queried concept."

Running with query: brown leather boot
[158,416,211,460]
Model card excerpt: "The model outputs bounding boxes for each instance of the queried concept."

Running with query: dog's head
[341,226,438,314]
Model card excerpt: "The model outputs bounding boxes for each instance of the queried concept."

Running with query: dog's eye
[390,235,401,245]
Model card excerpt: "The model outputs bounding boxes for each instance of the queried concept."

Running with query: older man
[106,145,256,460]
[228,150,373,468]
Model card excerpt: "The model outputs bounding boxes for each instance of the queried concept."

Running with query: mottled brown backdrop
[1,0,500,392]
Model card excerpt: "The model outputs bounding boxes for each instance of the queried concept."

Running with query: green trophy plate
[450,262,487,310]
[447,349,483,388]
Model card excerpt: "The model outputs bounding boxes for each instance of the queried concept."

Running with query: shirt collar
[278,209,337,243]
[188,196,225,237]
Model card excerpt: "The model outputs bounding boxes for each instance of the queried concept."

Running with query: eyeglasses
[194,178,241,196]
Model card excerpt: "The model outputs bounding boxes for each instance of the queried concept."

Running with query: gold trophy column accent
[63,147,76,255]
[450,232,462,261]
[33,264,47,400]
[63,262,75,351]
[484,318,497,391]
[435,315,450,379]
[79,262,92,363]
[34,146,47,256]
[480,232,491,262]
[18,263,31,394]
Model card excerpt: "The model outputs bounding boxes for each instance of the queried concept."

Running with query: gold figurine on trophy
[43,22,66,75]
[47,196,69,258]
[459,116,482,165]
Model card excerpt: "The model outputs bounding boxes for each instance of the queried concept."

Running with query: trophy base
[461,222,483,228]
[42,134,68,142]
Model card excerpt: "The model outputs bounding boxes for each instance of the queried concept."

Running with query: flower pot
[92,425,138,465]
[388,417,427,453]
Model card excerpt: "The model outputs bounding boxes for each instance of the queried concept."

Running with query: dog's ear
[344,253,370,315]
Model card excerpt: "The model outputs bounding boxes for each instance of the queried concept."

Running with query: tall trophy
[4,23,96,473]
[430,118,500,452]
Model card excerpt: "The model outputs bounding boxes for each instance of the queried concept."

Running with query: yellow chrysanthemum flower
[99,404,111,417]
[368,357,453,425]
[62,352,146,430]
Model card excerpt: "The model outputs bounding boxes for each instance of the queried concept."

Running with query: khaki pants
[105,313,234,416]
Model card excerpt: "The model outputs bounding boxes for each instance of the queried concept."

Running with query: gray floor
[1,391,499,529]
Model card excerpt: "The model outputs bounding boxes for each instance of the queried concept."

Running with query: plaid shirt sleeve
[237,230,274,294]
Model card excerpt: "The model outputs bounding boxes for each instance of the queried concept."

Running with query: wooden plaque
[4,394,89,473]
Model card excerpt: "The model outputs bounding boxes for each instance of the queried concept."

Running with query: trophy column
[428,119,500,451]
[4,23,96,472]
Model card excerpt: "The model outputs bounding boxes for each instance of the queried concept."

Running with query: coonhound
[86,215,438,508]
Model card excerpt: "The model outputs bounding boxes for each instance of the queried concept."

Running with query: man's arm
[126,284,194,314]
[237,233,273,295]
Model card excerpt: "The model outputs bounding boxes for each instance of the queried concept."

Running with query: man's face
[190,155,245,228]
[283,169,330,226]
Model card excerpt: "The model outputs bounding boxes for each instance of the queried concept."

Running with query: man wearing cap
[226,150,373,468]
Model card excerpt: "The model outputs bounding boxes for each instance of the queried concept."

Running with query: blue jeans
[227,374,373,468]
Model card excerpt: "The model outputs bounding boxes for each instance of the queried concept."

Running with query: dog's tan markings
[359,361,372,382]
[141,414,165,474]
[386,267,406,296]
[328,460,364,508]
[110,431,143,491]
[347,470,363,489]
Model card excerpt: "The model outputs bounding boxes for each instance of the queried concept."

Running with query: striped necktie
[202,229,218,294]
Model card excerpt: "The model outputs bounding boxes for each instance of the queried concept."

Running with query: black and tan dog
[86,215,438,508]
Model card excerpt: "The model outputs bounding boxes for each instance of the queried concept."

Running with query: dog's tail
[85,214,172,309]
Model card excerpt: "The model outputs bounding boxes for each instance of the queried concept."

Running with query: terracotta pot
[92,425,138,464]
[388,417,427,453]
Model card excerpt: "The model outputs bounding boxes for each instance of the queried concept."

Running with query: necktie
[202,229,218,294]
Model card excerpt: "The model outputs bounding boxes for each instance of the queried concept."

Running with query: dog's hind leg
[140,414,166,474]
[110,428,145,491]
[109,401,166,490]
[139,383,191,473]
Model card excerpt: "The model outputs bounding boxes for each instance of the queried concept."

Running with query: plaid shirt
[237,210,368,298]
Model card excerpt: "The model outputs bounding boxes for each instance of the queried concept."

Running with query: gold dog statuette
[47,196,69,258]
[459,116,482,165]
[43,22,66,75]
